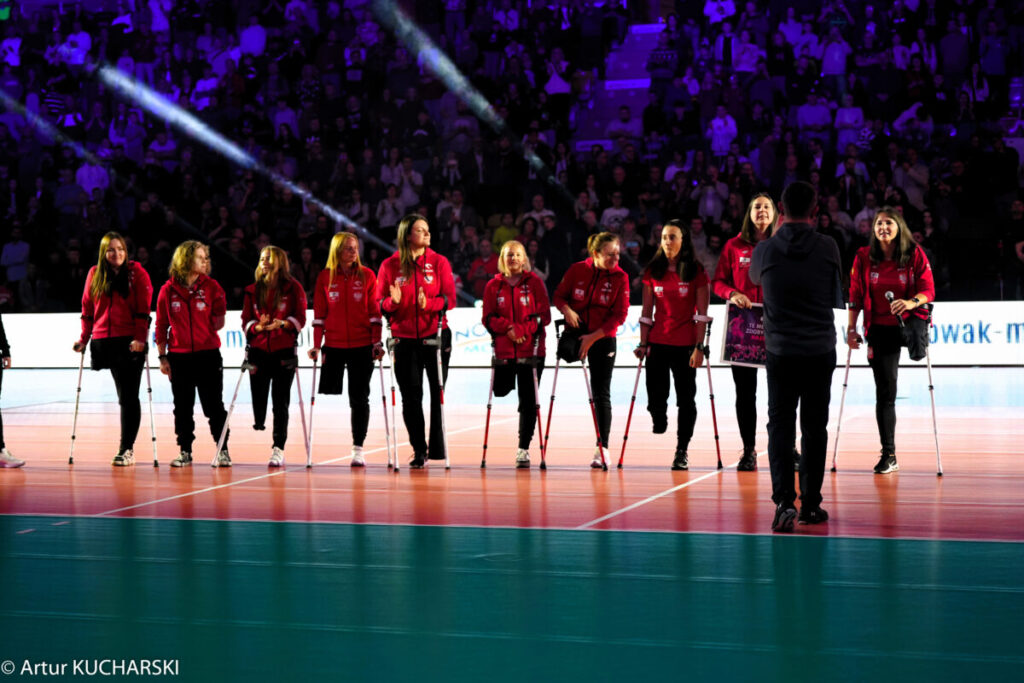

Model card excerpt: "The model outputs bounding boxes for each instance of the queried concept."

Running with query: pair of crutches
[481,328,546,469]
[831,304,942,475]
[69,344,160,468]
[618,315,723,469]
[542,319,607,470]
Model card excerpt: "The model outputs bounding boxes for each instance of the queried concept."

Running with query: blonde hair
[168,240,209,285]
[396,213,428,278]
[90,232,128,299]
[254,245,291,310]
[497,240,531,277]
[325,232,362,284]
[587,231,619,258]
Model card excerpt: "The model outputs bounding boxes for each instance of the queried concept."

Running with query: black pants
[248,347,297,449]
[0,365,5,449]
[583,336,616,448]
[393,329,451,459]
[493,361,545,450]
[766,350,835,509]
[645,343,697,452]
[731,365,758,451]
[867,325,902,453]
[91,336,145,451]
[319,345,374,447]
[167,350,228,452]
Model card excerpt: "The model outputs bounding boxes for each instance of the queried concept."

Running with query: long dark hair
[396,212,428,278]
[739,192,777,244]
[868,208,917,267]
[644,219,701,282]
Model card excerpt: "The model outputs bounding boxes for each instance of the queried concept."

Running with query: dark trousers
[248,347,296,449]
[731,365,758,451]
[0,365,5,449]
[867,325,902,453]
[319,345,374,447]
[110,352,144,452]
[167,350,228,452]
[584,336,617,448]
[766,350,836,509]
[393,329,451,459]
[645,343,697,451]
[494,361,545,450]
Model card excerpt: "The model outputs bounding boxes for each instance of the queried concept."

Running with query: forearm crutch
[386,337,399,471]
[542,320,566,458]
[294,360,310,466]
[213,354,253,466]
[144,351,158,467]
[481,340,497,468]
[581,354,607,470]
[695,314,722,469]
[830,345,853,472]
[377,355,394,470]
[530,331,547,469]
[427,309,450,469]
[306,356,318,468]
[618,352,643,471]
[69,350,86,465]
[924,305,942,476]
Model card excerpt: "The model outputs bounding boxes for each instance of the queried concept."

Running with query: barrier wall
[6,302,1022,368]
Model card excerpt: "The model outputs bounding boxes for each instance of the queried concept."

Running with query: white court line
[93,416,517,517]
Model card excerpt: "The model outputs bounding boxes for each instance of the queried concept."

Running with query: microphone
[885,291,905,328]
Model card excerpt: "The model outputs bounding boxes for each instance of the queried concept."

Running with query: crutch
[481,339,497,468]
[529,330,547,470]
[377,355,394,470]
[69,349,86,465]
[385,337,400,471]
[695,314,723,469]
[431,308,450,469]
[830,345,853,472]
[923,305,943,476]
[581,353,607,471]
[306,356,318,468]
[542,320,566,459]
[617,353,645,469]
[294,360,310,466]
[144,351,159,467]
[213,353,254,466]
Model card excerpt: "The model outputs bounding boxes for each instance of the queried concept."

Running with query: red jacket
[312,265,382,349]
[241,277,307,353]
[481,271,551,360]
[154,274,227,353]
[79,261,153,344]
[849,245,935,336]
[552,258,630,337]
[712,235,762,303]
[375,249,456,339]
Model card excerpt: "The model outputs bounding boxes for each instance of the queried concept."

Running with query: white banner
[4,302,1023,368]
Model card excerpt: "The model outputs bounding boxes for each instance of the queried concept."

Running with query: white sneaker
[171,450,193,468]
[351,446,365,467]
[112,449,135,466]
[213,449,231,468]
[0,447,24,468]
[515,448,530,468]
[268,447,284,467]
[590,447,605,469]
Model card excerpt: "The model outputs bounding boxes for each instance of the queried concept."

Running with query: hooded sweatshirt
[749,222,843,356]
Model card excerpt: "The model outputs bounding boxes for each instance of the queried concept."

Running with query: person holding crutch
[847,208,935,474]
[552,232,630,468]
[73,232,153,466]
[309,232,383,468]
[242,245,307,467]
[0,309,22,468]
[635,220,709,470]
[375,214,456,469]
[481,240,551,468]
[154,240,230,467]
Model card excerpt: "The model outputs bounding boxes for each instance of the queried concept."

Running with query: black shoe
[737,448,757,471]
[409,453,426,469]
[651,413,668,435]
[671,450,688,470]
[873,451,898,474]
[798,507,829,525]
[793,448,801,472]
[771,503,797,533]
[252,423,265,431]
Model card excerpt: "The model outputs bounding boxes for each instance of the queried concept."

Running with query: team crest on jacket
[679,284,689,295]
[738,256,751,266]
[598,281,613,304]
[898,273,907,285]
[171,300,182,312]
[196,301,206,310]
[328,290,340,302]
[653,285,664,297]
[573,287,585,299]
[870,271,879,283]
[519,294,530,305]
[497,296,505,305]
[424,274,434,284]
[278,301,288,311]
[353,290,363,301]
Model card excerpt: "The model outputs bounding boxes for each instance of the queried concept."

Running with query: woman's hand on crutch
[307,347,320,361]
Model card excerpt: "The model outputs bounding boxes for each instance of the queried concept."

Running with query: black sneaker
[798,507,829,525]
[409,453,426,469]
[737,448,757,471]
[793,448,801,473]
[651,413,668,435]
[671,450,688,470]
[771,503,797,533]
[873,452,898,474]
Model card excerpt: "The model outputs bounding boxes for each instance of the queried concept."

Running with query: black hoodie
[749,222,844,356]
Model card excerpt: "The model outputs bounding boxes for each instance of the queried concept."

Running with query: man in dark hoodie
[750,181,844,533]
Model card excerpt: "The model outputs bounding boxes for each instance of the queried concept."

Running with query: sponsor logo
[196,301,206,310]
[497,296,505,305]
[739,256,750,265]
[573,287,585,299]
[353,291,363,301]
[171,301,181,312]
[278,302,287,311]
[424,274,434,284]
[654,285,664,297]
[898,273,907,285]
[519,295,529,305]
[328,291,340,302]
[870,271,879,283]
[679,285,689,296]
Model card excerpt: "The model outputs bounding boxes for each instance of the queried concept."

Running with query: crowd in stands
[0,0,1022,313]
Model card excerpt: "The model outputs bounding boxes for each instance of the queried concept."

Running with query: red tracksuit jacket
[375,249,456,339]
[154,274,227,353]
[241,277,307,353]
[311,266,382,349]
[79,261,153,344]
[849,245,935,336]
[552,258,629,336]
[712,235,763,303]
[481,271,552,360]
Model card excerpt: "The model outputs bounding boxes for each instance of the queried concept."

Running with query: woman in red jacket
[848,208,935,474]
[481,240,552,467]
[552,232,630,468]
[309,232,383,467]
[242,245,307,467]
[636,220,710,470]
[375,214,456,468]
[155,240,230,467]
[72,231,153,466]
[711,192,775,471]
